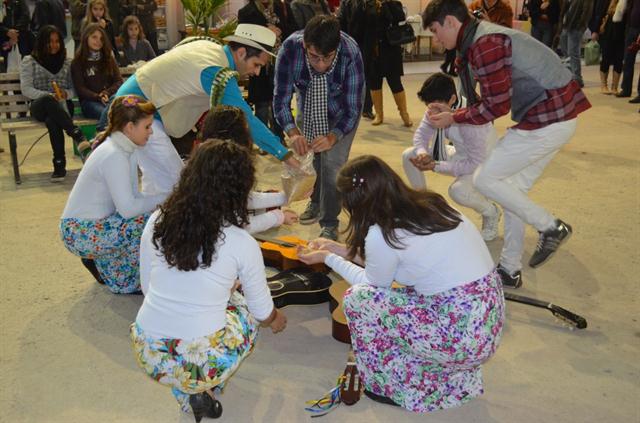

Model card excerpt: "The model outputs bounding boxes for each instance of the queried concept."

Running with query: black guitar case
[267,268,332,309]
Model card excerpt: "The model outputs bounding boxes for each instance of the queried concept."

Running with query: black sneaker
[629,95,640,104]
[362,111,375,120]
[496,264,523,289]
[299,202,320,225]
[319,226,338,241]
[529,220,572,268]
[51,158,66,182]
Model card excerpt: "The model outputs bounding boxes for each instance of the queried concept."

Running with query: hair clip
[352,174,365,188]
[122,95,140,107]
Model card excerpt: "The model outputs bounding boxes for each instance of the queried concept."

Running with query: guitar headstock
[549,304,587,329]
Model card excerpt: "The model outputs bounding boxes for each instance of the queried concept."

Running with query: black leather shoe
[629,95,640,104]
[363,389,399,406]
[81,258,105,284]
[189,392,222,422]
[362,111,375,120]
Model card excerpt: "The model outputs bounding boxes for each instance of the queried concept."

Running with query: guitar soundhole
[267,281,285,291]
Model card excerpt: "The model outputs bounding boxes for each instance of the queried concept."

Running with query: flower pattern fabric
[130,292,259,412]
[343,270,505,413]
[59,212,150,294]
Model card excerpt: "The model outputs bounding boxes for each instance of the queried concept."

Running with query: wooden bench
[0,67,135,184]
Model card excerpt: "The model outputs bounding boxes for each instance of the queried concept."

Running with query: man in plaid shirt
[274,15,364,241]
[422,0,591,288]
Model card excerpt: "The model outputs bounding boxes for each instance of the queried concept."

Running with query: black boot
[189,392,222,422]
[69,127,92,162]
[51,158,66,182]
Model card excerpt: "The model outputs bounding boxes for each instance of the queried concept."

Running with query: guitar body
[268,268,332,309]
[328,279,352,344]
[256,235,328,273]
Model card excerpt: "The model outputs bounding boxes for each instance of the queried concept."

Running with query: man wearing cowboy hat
[115,23,299,195]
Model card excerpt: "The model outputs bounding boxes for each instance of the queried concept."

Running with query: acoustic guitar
[254,235,328,273]
[267,268,332,309]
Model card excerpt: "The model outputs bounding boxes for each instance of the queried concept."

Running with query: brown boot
[370,89,383,125]
[611,72,621,95]
[393,91,413,127]
[600,71,610,94]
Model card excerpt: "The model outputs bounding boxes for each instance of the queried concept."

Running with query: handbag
[386,23,416,46]
[7,44,22,72]
[584,40,601,66]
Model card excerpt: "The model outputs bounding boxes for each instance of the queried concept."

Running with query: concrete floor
[1,64,639,423]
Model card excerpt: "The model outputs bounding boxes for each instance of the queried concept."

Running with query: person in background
[30,0,66,38]
[19,25,90,181]
[402,73,501,242]
[80,0,118,57]
[122,0,159,54]
[423,0,590,289]
[339,0,378,120]
[616,0,640,101]
[558,0,595,87]
[131,139,287,422]
[119,14,156,66]
[592,0,627,94]
[529,0,560,47]
[1,0,32,72]
[298,155,504,412]
[199,105,299,233]
[367,0,413,127]
[71,23,123,119]
[238,0,290,142]
[327,0,340,12]
[468,0,514,27]
[290,0,330,30]
[70,0,88,53]
[60,95,167,294]
[273,15,365,241]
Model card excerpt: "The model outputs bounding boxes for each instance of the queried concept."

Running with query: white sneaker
[481,204,501,241]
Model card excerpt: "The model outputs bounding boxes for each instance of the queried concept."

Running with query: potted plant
[180,0,237,40]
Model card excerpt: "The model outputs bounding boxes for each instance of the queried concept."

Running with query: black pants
[600,22,625,74]
[29,95,75,161]
[369,71,404,93]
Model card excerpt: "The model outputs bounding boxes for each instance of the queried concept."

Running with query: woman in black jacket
[368,0,412,127]
[237,0,292,142]
[1,0,32,71]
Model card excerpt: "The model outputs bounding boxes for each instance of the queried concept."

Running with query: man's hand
[289,134,310,155]
[310,133,337,153]
[409,153,436,171]
[428,104,454,128]
[284,155,301,169]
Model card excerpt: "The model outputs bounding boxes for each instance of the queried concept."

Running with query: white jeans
[137,119,184,195]
[402,147,496,217]
[473,119,577,272]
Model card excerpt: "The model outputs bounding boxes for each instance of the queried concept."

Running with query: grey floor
[1,64,639,423]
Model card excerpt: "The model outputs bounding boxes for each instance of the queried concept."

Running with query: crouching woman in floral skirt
[130,140,287,422]
[298,155,505,413]
[60,95,167,294]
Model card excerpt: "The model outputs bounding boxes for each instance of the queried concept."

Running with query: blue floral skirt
[130,292,259,412]
[343,270,505,412]
[59,213,150,294]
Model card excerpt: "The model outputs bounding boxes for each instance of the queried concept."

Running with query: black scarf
[36,51,66,75]
[456,17,481,105]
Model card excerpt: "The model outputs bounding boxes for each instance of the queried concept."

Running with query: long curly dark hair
[152,139,256,271]
[337,155,462,260]
[200,105,253,149]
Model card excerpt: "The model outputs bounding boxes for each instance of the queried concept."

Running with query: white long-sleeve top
[245,191,286,234]
[413,111,492,177]
[136,210,275,339]
[325,215,495,296]
[62,132,167,220]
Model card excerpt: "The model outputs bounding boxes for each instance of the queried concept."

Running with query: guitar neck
[253,235,297,248]
[504,292,587,329]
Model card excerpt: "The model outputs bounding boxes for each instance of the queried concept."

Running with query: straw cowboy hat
[224,24,277,57]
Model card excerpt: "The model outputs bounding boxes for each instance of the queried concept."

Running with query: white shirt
[136,210,275,339]
[245,191,286,234]
[61,132,166,220]
[325,215,495,296]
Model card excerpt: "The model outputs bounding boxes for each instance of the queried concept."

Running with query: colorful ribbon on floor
[304,374,345,418]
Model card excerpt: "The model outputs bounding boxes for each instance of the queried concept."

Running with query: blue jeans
[620,26,640,96]
[531,20,554,48]
[560,29,584,85]
[80,100,106,119]
[96,95,116,131]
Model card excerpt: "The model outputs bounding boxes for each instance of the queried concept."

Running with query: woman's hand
[307,238,348,257]
[269,308,287,333]
[297,245,330,264]
[282,209,298,225]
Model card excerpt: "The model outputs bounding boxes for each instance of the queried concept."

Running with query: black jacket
[0,0,32,55]
[31,0,67,39]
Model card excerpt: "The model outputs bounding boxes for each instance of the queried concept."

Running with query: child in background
[60,95,168,294]
[80,0,118,57]
[401,73,501,241]
[71,23,123,119]
[200,105,299,233]
[119,15,156,66]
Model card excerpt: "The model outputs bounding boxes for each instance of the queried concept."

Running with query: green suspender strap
[210,67,239,107]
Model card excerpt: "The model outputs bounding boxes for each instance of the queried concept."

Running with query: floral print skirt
[59,213,150,294]
[343,270,505,413]
[130,292,259,412]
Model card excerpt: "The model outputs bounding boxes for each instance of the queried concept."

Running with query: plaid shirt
[273,31,364,139]
[453,34,591,130]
